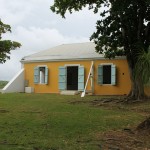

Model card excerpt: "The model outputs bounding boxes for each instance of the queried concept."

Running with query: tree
[135,49,150,86]
[51,0,150,100]
[0,20,21,63]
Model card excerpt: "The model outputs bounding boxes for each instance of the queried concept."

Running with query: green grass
[0,93,149,150]
[0,81,8,89]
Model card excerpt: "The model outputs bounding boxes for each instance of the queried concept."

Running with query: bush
[0,81,8,89]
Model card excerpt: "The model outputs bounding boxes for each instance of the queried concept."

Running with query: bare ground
[95,129,150,150]
[69,96,150,149]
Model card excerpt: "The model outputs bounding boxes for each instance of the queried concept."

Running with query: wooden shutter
[98,65,103,84]
[34,67,39,84]
[111,64,116,85]
[58,67,67,90]
[78,66,84,91]
[45,67,48,84]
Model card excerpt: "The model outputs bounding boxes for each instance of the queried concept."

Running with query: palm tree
[135,48,150,131]
[134,48,150,99]
[127,47,150,101]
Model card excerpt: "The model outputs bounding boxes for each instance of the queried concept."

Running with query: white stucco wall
[2,69,25,93]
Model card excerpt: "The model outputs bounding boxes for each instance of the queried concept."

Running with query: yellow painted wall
[94,59,131,95]
[24,59,134,95]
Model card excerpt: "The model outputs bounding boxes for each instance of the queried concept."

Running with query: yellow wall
[94,59,131,95]
[24,59,134,95]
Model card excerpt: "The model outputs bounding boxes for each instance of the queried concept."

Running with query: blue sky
[0,0,99,80]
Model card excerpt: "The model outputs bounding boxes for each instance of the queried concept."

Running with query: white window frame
[35,65,48,85]
[98,63,116,86]
[64,64,81,67]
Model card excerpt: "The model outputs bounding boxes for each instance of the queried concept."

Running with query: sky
[0,0,99,81]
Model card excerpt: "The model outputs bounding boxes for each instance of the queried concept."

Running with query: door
[67,66,78,90]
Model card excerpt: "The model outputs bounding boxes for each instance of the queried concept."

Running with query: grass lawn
[0,93,149,150]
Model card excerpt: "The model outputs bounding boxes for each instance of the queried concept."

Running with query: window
[34,66,48,84]
[98,64,116,85]
[39,67,46,84]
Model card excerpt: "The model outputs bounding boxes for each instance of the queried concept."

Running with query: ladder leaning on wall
[81,61,94,97]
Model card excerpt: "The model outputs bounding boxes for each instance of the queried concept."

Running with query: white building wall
[2,69,25,93]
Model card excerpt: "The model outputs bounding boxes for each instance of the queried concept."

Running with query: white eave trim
[20,56,126,64]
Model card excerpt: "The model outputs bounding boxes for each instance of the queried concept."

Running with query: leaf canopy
[0,20,21,63]
[51,0,150,60]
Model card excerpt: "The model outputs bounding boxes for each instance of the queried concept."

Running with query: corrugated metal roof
[21,42,104,63]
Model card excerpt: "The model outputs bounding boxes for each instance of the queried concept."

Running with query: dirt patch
[69,100,88,105]
[0,109,9,113]
[76,129,150,149]
[69,96,128,107]
[69,96,125,106]
[21,111,42,114]
[90,97,123,106]
[90,97,150,106]
[94,130,150,150]
[69,97,150,113]
[70,97,150,149]
[136,117,150,134]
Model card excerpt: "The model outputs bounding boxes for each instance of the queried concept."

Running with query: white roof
[21,42,104,63]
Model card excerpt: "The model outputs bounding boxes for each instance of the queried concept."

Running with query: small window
[39,67,46,84]
[103,65,111,84]
[34,66,48,84]
[98,64,116,85]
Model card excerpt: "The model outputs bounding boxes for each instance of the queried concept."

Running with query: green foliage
[135,49,150,84]
[0,93,147,149]
[51,0,98,18]
[51,0,150,59]
[0,81,8,89]
[0,20,21,63]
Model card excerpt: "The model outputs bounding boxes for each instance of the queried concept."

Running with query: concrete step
[60,90,80,95]
[85,90,93,93]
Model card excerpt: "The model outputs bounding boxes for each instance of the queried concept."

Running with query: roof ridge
[21,42,96,61]
[60,41,93,45]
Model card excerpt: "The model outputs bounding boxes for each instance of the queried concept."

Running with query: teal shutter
[34,67,39,84]
[111,64,116,85]
[78,66,84,91]
[98,65,103,84]
[45,67,48,84]
[59,67,67,90]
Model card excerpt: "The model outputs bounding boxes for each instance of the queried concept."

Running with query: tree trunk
[127,56,147,100]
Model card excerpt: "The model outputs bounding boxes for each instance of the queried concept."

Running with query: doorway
[67,66,78,90]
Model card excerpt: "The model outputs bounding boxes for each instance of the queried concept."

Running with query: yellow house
[2,42,149,96]
[20,42,133,95]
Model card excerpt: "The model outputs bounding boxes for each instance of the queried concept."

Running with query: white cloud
[0,0,99,81]
[0,26,88,80]
[0,0,32,25]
